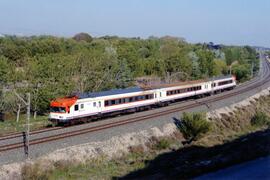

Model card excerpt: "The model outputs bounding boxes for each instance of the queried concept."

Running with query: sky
[0,0,269,47]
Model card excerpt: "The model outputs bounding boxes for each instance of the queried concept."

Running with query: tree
[224,48,234,65]
[115,59,133,88]
[73,33,93,43]
[197,50,215,77]
[232,64,250,81]
[213,59,228,76]
[0,56,9,83]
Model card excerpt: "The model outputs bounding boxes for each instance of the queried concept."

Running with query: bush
[178,112,211,142]
[251,111,270,127]
[155,139,171,150]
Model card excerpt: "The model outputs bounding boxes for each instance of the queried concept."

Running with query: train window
[75,104,79,111]
[111,100,115,105]
[160,92,162,97]
[218,80,233,86]
[99,101,101,107]
[105,101,109,106]
[93,102,96,107]
[211,83,216,88]
[129,97,133,102]
[80,104,84,109]
[122,98,125,103]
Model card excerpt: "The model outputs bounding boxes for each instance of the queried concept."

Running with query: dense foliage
[0,34,258,115]
[177,112,211,142]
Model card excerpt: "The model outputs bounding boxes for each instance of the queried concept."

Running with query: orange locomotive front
[49,96,78,123]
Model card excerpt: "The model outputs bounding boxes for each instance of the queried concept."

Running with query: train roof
[78,87,143,99]
[208,75,233,81]
[140,75,233,90]
[77,75,233,99]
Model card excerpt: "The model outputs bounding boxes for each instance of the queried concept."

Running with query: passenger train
[49,75,236,125]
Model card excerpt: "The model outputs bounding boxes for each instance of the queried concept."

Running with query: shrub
[155,139,171,150]
[251,111,270,127]
[177,112,211,142]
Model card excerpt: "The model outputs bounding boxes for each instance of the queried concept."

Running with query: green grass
[0,114,50,136]
[22,155,150,180]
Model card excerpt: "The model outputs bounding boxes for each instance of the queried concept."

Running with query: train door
[97,101,102,113]
[92,101,102,114]
[155,90,162,102]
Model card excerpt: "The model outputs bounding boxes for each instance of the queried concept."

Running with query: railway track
[0,58,270,153]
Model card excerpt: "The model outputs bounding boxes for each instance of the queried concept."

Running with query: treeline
[0,33,258,116]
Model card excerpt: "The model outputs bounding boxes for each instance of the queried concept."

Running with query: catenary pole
[26,93,30,159]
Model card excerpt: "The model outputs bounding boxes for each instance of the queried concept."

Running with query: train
[49,75,236,125]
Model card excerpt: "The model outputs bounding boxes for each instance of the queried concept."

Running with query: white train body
[49,75,236,123]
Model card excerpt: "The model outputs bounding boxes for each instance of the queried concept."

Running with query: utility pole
[14,91,30,159]
[26,93,30,159]
[251,61,254,78]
